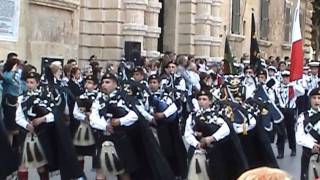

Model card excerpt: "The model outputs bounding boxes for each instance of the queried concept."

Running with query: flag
[223,37,236,75]
[289,0,303,81]
[250,13,261,72]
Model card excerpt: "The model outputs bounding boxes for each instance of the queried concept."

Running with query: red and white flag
[290,0,303,81]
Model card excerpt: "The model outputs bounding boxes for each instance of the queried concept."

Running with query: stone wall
[79,0,161,67]
[79,0,123,66]
[0,0,80,69]
[27,0,80,69]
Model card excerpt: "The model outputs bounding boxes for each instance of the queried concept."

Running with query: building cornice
[258,39,272,47]
[227,34,245,42]
[29,0,79,11]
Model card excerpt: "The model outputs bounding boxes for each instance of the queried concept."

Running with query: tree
[311,0,320,60]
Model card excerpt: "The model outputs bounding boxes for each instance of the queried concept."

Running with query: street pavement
[22,142,301,180]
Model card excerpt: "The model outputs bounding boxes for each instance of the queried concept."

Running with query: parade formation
[0,0,319,179]
[0,50,319,180]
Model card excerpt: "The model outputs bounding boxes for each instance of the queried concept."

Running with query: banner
[0,0,20,41]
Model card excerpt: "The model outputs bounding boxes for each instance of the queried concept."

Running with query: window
[260,0,269,40]
[232,0,241,34]
[284,3,291,43]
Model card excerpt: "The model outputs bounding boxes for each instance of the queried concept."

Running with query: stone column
[163,0,180,53]
[144,0,162,58]
[79,0,123,64]
[194,0,213,58]
[178,0,196,55]
[211,0,223,57]
[123,0,148,56]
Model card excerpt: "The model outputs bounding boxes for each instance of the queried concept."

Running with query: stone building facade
[0,0,314,69]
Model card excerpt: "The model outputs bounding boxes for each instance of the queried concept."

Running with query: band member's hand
[200,136,215,147]
[106,124,114,134]
[196,143,202,149]
[312,144,320,153]
[85,113,91,122]
[154,112,165,120]
[85,112,91,118]
[26,124,34,133]
[195,131,203,138]
[151,118,158,126]
[111,118,121,127]
[32,117,45,126]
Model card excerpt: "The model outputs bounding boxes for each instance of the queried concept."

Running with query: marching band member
[90,73,175,180]
[276,70,305,158]
[90,73,137,180]
[185,90,246,180]
[267,66,280,87]
[242,65,257,99]
[15,72,53,180]
[42,61,86,180]
[148,74,188,179]
[72,75,99,171]
[221,75,278,168]
[256,70,285,156]
[307,61,320,93]
[296,87,320,180]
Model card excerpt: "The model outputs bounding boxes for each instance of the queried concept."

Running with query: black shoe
[290,150,296,157]
[276,154,284,159]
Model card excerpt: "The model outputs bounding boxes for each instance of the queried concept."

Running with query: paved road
[21,142,301,180]
[272,144,301,179]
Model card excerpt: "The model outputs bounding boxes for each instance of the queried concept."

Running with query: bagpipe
[76,97,94,113]
[192,111,221,138]
[98,93,129,120]
[22,94,51,133]
[95,95,128,176]
[73,93,97,146]
[120,79,178,122]
[148,94,177,122]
